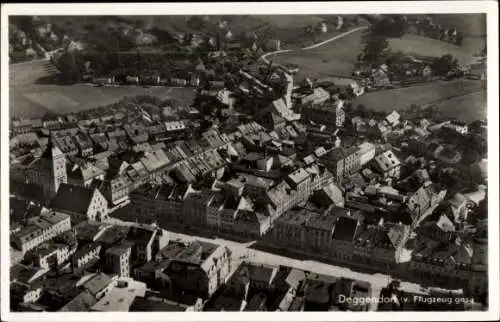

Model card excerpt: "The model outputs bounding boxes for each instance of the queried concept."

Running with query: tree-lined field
[270,28,367,80]
[351,79,486,122]
[389,35,486,65]
[10,59,195,118]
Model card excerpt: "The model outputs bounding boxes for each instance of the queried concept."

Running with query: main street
[106,216,429,305]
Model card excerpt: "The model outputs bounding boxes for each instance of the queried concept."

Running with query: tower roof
[41,136,64,159]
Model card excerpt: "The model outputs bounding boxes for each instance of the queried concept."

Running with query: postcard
[1,2,498,321]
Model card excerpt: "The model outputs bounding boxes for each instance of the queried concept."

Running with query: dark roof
[96,225,130,245]
[332,217,359,242]
[50,183,96,215]
[10,182,45,204]
[126,225,156,246]
[130,297,184,312]
[247,263,276,284]
[83,273,112,296]
[10,198,43,223]
[59,290,97,311]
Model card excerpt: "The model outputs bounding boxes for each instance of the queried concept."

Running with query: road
[106,216,428,306]
[260,26,369,64]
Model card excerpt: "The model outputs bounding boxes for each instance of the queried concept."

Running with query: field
[389,34,486,65]
[9,60,196,119]
[419,14,487,37]
[432,91,487,122]
[271,28,367,80]
[351,79,486,122]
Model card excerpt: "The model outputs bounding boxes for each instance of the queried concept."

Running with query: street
[106,216,427,302]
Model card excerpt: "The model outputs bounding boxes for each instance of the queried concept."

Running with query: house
[385,111,401,128]
[304,100,346,128]
[67,160,105,187]
[50,183,109,223]
[353,223,411,268]
[357,142,376,166]
[125,223,169,267]
[321,147,361,182]
[300,87,330,106]
[443,122,468,135]
[158,241,231,299]
[372,149,401,180]
[405,184,447,223]
[11,210,72,254]
[104,243,132,278]
[233,210,271,239]
[310,182,345,208]
[24,240,77,270]
[72,242,102,274]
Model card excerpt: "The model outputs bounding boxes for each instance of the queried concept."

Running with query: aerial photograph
[7,12,489,313]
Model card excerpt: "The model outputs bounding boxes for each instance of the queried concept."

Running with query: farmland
[432,91,487,122]
[389,34,486,65]
[351,79,486,122]
[270,28,367,80]
[9,60,196,119]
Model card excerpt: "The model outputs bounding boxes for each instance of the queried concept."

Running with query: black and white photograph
[1,2,498,321]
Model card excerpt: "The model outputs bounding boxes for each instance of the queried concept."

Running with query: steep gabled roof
[50,183,99,215]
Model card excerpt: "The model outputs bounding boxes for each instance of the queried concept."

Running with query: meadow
[351,79,486,122]
[270,28,367,80]
[389,34,486,65]
[9,60,196,119]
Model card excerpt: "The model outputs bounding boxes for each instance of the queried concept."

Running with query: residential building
[405,184,447,222]
[372,149,401,180]
[357,142,376,166]
[104,243,132,278]
[232,210,271,239]
[300,87,330,106]
[11,210,71,254]
[353,223,411,268]
[26,241,77,269]
[126,223,169,267]
[74,132,94,157]
[72,242,102,274]
[158,241,230,299]
[321,147,361,182]
[304,101,346,128]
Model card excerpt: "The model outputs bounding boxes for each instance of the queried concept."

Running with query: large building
[11,210,72,254]
[158,241,230,299]
[104,243,133,278]
[304,101,346,128]
[24,141,68,199]
[321,147,361,182]
[50,183,109,223]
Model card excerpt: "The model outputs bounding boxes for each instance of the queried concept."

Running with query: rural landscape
[8,13,490,314]
[10,14,486,121]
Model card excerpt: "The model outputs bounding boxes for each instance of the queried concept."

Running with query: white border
[1,2,498,321]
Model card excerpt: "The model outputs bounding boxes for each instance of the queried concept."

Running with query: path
[260,26,369,64]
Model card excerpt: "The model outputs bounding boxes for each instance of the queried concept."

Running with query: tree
[431,54,458,76]
[58,51,81,83]
[455,32,464,46]
[361,35,389,65]
[370,15,408,38]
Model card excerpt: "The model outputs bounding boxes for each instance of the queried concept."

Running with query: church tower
[41,136,67,198]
